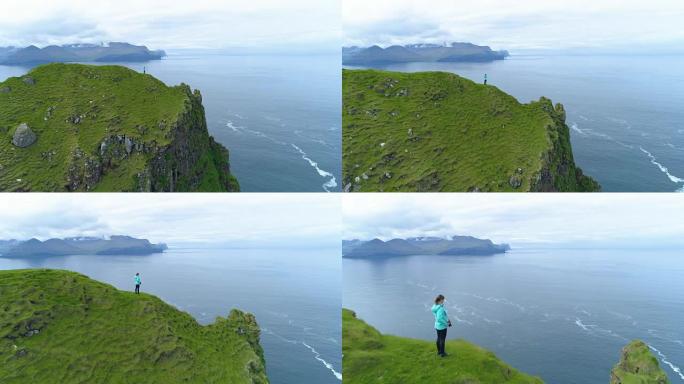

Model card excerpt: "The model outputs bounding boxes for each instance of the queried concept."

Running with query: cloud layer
[0,0,341,51]
[343,194,684,248]
[0,194,340,248]
[343,0,684,51]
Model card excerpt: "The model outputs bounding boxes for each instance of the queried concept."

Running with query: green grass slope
[343,309,543,384]
[0,269,266,383]
[342,69,600,192]
[610,340,669,384]
[0,63,238,191]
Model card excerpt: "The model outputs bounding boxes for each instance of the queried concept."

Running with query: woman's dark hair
[434,294,445,304]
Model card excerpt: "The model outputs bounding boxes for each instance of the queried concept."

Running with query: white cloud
[0,0,341,50]
[0,194,341,247]
[343,0,684,50]
[343,194,684,247]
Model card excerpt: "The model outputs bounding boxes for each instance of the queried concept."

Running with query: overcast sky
[0,0,341,52]
[343,194,684,248]
[343,0,684,51]
[0,194,340,248]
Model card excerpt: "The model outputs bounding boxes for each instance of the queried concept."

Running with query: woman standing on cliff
[134,273,141,294]
[432,294,452,357]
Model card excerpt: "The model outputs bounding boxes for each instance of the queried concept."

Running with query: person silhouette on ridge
[134,273,142,294]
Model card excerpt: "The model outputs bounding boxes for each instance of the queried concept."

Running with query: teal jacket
[134,275,141,285]
[432,304,448,330]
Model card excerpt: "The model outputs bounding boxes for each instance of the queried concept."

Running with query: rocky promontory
[610,340,669,384]
[0,269,268,383]
[0,63,239,191]
[343,69,600,192]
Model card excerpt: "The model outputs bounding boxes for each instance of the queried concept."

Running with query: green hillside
[342,69,600,192]
[0,269,267,383]
[0,63,239,191]
[610,340,669,384]
[342,309,543,384]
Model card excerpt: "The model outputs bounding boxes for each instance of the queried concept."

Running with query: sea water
[343,248,684,383]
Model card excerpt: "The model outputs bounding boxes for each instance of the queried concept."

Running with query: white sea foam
[302,342,343,380]
[452,315,473,325]
[226,121,243,132]
[640,147,684,185]
[292,144,338,192]
[608,117,629,126]
[575,318,594,332]
[570,123,634,149]
[573,318,626,341]
[483,317,502,325]
[570,123,588,136]
[648,329,684,346]
[649,344,684,381]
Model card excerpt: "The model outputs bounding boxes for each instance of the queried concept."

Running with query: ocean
[0,247,342,384]
[0,51,341,192]
[345,54,684,192]
[343,248,684,383]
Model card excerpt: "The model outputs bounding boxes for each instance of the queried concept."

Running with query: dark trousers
[436,328,447,355]
[135,284,140,294]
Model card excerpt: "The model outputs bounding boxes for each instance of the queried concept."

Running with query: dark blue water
[346,54,684,192]
[343,249,684,383]
[0,51,341,192]
[0,247,342,383]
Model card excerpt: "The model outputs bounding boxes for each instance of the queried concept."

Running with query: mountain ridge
[0,235,168,258]
[0,42,165,65]
[343,42,509,65]
[343,235,510,258]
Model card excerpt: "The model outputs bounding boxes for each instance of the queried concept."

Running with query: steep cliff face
[342,69,600,192]
[134,86,239,192]
[531,98,601,192]
[0,269,267,383]
[610,341,669,384]
[0,63,239,191]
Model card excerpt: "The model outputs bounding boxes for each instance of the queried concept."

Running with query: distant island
[0,64,239,192]
[343,42,509,65]
[342,236,510,259]
[0,42,165,65]
[0,236,167,258]
[0,269,268,383]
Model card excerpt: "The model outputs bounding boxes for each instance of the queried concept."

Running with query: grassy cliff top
[343,69,598,192]
[0,269,267,384]
[611,340,669,384]
[342,309,543,384]
[0,63,237,191]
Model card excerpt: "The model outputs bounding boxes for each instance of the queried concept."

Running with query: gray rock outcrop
[12,123,37,148]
